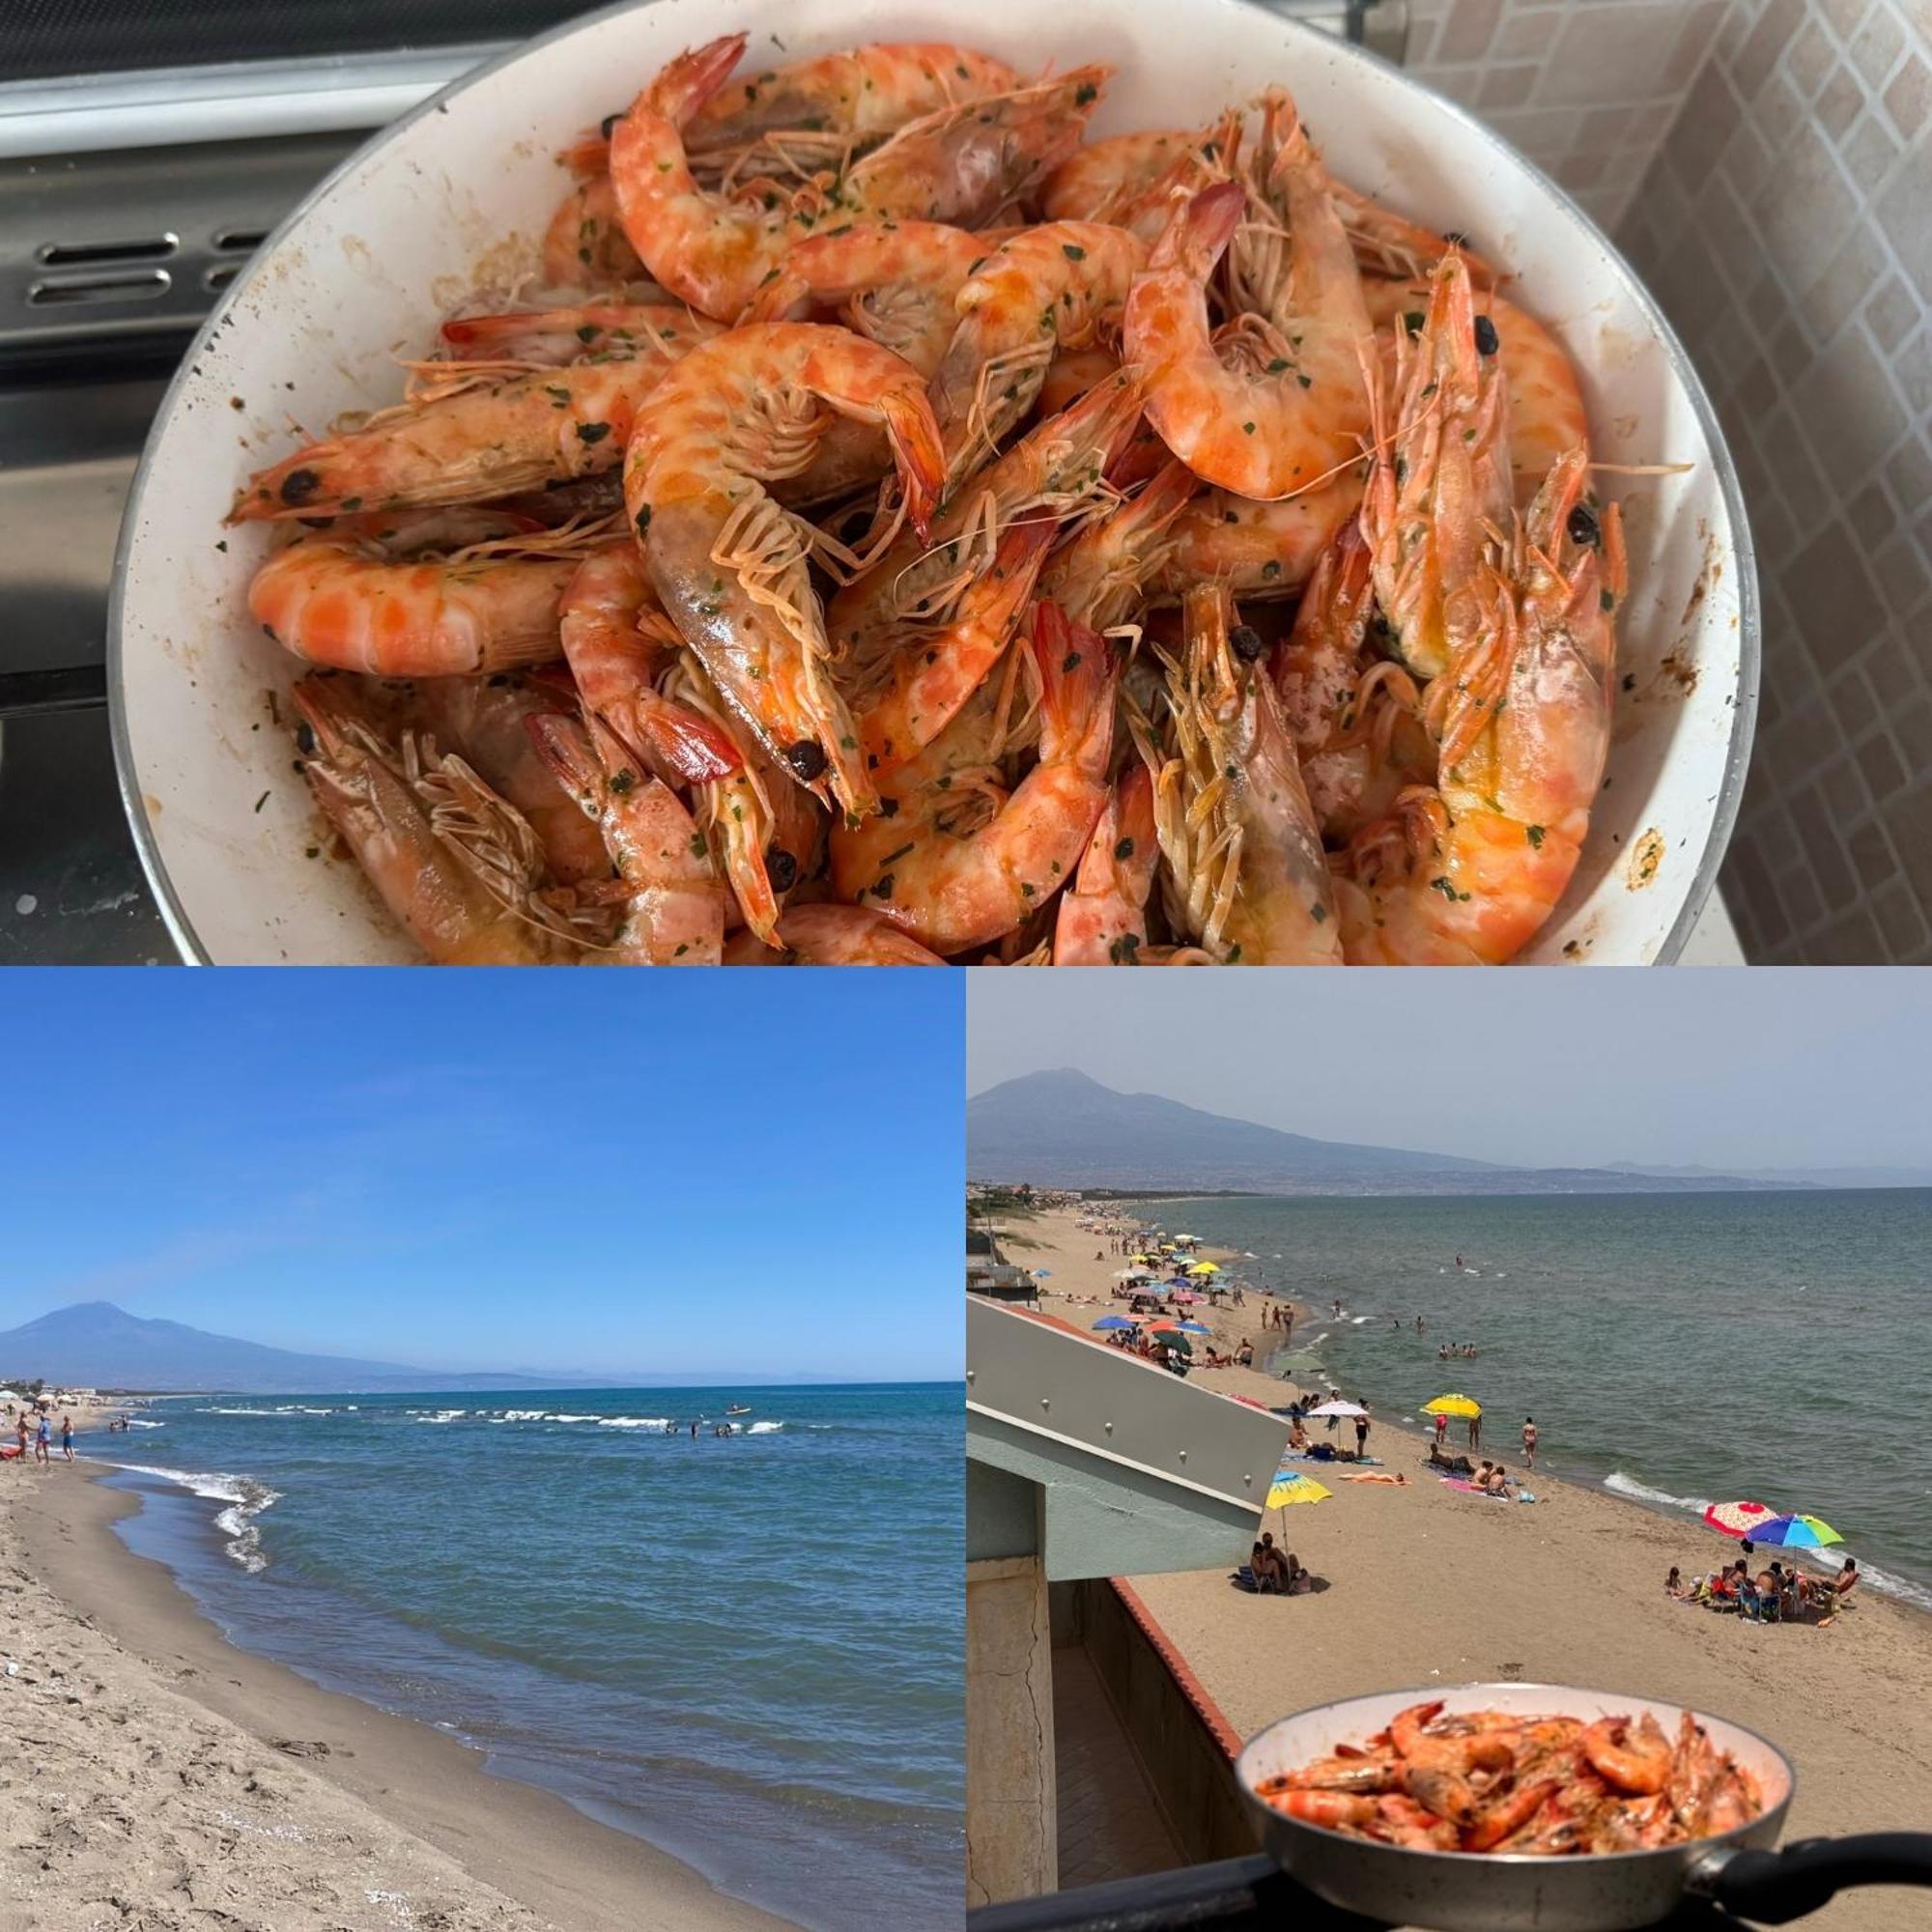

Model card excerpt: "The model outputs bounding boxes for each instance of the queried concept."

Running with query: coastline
[1008,1204,1932,1932]
[0,1463,792,1932]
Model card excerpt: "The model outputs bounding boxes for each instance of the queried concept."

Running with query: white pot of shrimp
[110,0,1757,964]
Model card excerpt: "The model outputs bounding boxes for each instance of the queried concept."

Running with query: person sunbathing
[1288,1420,1311,1451]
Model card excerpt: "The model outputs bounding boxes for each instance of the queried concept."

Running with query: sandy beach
[1009,1204,1932,1932]
[0,1452,792,1932]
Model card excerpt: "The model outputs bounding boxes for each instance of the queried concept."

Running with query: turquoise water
[92,1384,962,1930]
[1146,1191,1932,1610]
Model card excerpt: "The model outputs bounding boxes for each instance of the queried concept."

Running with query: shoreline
[1128,1193,1932,1617]
[1006,1205,1932,1932]
[2,1462,791,1932]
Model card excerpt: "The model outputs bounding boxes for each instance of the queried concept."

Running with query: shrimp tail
[879,387,947,541]
[1031,600,1117,762]
[648,32,749,125]
[628,696,745,785]
[1154,177,1244,279]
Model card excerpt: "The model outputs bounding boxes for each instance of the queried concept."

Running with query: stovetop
[0,127,364,963]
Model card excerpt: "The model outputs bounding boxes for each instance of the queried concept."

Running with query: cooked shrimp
[685,43,1021,155]
[830,365,1148,671]
[557,545,742,783]
[232,355,696,521]
[927,221,1147,498]
[624,321,944,816]
[1338,448,1624,964]
[831,605,1119,953]
[406,673,611,884]
[1362,275,1588,504]
[1267,1753,1397,1795]
[440,302,716,369]
[1272,522,1428,839]
[541,175,646,286]
[1371,1794,1462,1851]
[723,903,946,964]
[293,678,575,964]
[1160,475,1362,601]
[1266,1791,1378,1830]
[1043,121,1236,242]
[1039,458,1197,634]
[528,712,725,964]
[1140,583,1341,964]
[610,34,1105,320]
[249,513,577,676]
[743,220,983,377]
[1127,170,1372,498]
[660,656,823,948]
[1580,1715,1673,1798]
[855,519,1053,775]
[1357,251,1512,681]
[1053,764,1158,964]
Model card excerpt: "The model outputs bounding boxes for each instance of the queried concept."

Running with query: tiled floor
[1052,1642,1184,1889]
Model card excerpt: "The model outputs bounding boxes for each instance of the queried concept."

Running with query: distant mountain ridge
[0,1301,579,1393]
[967,1070,1825,1197]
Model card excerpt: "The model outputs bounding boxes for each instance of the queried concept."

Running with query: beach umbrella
[1750,1514,1845,1550]
[1158,1333,1195,1354]
[1704,1499,1778,1540]
[1266,1472,1332,1534]
[1308,1400,1367,1418]
[1187,1262,1221,1274]
[1423,1394,1483,1418]
[1175,1321,1212,1334]
[1092,1316,1136,1331]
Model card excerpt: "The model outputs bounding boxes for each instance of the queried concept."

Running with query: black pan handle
[1691,1833,1932,1922]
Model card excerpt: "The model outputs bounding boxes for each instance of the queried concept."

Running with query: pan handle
[1689,1833,1932,1922]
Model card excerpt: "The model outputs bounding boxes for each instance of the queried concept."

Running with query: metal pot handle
[1688,1833,1932,1922]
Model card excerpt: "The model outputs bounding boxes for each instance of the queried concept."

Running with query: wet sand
[1014,1206,1932,1932]
[0,1462,792,1932]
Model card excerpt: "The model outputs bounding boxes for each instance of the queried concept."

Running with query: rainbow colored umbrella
[1749,1514,1844,1550]
[1704,1499,1777,1540]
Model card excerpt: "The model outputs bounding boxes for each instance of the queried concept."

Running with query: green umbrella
[1156,1331,1194,1354]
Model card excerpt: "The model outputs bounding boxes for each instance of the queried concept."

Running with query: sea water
[93,1384,961,1930]
[1145,1190,1932,1610]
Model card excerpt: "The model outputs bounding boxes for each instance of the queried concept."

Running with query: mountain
[966,1070,1805,1196]
[1606,1162,1932,1190]
[0,1302,570,1394]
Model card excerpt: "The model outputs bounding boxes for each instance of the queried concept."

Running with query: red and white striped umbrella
[1704,1499,1777,1539]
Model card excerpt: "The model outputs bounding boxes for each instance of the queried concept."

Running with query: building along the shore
[964,1296,1292,1907]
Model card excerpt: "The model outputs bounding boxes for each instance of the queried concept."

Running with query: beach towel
[1440,1477,1540,1503]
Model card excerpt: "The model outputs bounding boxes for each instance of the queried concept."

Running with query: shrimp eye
[1473,315,1499,357]
[279,468,322,506]
[1230,624,1266,664]
[766,846,799,892]
[1566,503,1602,549]
[600,113,620,139]
[294,723,317,755]
[785,739,828,781]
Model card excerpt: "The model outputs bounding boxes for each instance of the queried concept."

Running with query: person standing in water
[60,1414,73,1462]
[1466,1409,1482,1451]
[1521,1416,1538,1470]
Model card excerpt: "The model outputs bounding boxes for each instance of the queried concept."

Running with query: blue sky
[6,973,961,1382]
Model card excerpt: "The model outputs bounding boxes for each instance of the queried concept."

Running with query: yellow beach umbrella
[1266,1470,1332,1538]
[1186,1261,1221,1274]
[1423,1393,1483,1418]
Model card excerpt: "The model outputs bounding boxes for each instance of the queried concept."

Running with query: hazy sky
[968,972,1932,1172]
[7,974,960,1382]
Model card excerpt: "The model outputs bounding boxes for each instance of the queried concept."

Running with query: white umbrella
[1308,1400,1368,1418]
